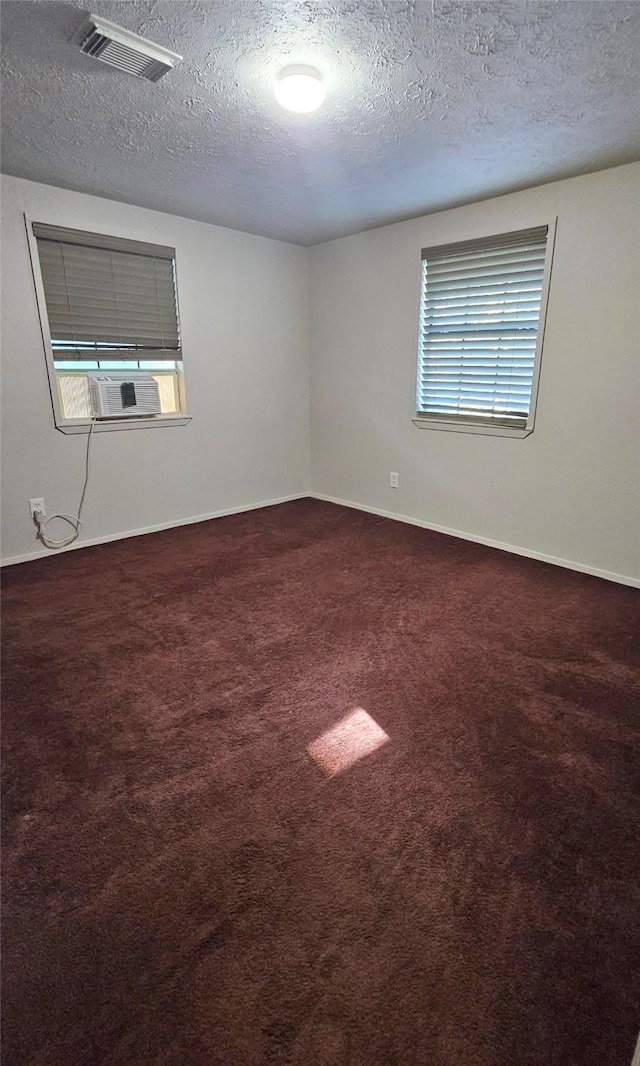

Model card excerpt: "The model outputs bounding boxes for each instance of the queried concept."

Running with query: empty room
[1,2,639,1064]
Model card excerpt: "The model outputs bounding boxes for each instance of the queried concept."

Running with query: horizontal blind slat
[423,407,530,417]
[51,347,180,362]
[51,332,180,345]
[421,280,544,300]
[423,296,543,311]
[421,353,535,362]
[422,247,547,273]
[423,404,530,414]
[423,315,542,328]
[45,305,179,323]
[422,391,533,398]
[40,278,177,297]
[420,373,535,381]
[418,409,528,423]
[425,252,546,281]
[423,266,544,289]
[421,374,534,384]
[47,314,180,333]
[420,385,532,393]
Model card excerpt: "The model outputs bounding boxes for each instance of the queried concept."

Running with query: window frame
[25,215,191,434]
[413,218,557,439]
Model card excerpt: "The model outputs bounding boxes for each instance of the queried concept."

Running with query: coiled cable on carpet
[35,418,96,549]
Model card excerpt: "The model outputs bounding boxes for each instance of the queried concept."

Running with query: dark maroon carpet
[2,498,639,1066]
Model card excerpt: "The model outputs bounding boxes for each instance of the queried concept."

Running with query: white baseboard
[0,492,308,567]
[4,490,639,588]
[310,492,640,589]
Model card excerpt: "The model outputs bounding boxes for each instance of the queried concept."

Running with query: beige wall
[1,176,310,563]
[309,163,640,585]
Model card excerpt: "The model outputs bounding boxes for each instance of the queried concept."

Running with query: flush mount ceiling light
[274,66,325,113]
[79,14,182,82]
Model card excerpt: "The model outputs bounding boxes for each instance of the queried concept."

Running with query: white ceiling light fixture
[275,66,326,113]
[79,14,182,82]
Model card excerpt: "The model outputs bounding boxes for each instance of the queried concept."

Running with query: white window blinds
[32,223,180,362]
[417,226,549,428]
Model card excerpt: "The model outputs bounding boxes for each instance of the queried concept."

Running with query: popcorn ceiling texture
[1,0,640,244]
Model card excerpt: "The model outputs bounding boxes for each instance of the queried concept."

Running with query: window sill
[56,415,191,435]
[412,417,532,439]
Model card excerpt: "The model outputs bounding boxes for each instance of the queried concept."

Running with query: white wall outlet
[29,498,46,520]
[390,472,399,488]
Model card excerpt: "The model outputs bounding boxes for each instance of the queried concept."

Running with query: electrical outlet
[29,498,46,520]
[390,472,399,489]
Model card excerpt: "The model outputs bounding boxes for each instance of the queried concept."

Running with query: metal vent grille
[79,15,182,82]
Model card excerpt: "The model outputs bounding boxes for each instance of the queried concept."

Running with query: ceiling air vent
[79,15,182,82]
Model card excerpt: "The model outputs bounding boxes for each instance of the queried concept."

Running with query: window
[29,222,187,429]
[415,224,554,437]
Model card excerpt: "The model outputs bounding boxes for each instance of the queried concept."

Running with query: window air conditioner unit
[88,373,162,419]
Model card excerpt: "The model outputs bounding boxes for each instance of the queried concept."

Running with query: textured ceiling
[2,0,640,244]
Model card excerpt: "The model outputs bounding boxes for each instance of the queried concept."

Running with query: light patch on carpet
[307,708,390,777]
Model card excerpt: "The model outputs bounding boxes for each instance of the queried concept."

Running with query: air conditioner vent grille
[79,15,182,82]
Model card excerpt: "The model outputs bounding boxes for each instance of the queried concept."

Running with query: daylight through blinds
[417,226,549,427]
